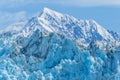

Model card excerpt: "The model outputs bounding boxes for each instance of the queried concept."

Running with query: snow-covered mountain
[0,8,120,80]
[2,8,119,43]
[18,8,119,43]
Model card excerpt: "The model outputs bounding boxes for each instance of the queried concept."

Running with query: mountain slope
[20,8,119,43]
[0,8,120,80]
[2,8,120,43]
[108,30,120,41]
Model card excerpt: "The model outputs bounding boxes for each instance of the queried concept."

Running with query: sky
[0,0,120,33]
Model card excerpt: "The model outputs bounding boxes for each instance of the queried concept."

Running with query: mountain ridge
[0,8,119,80]
[1,7,120,43]
[23,8,119,43]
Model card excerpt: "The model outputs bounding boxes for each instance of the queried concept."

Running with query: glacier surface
[0,8,119,80]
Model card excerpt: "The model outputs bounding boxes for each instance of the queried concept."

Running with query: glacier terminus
[0,8,120,80]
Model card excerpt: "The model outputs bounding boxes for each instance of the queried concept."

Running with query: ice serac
[0,8,120,80]
[0,29,120,80]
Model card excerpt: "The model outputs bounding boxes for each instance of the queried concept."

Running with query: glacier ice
[0,8,120,80]
[0,29,119,80]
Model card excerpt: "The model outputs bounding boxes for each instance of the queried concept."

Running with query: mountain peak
[40,7,64,19]
[27,8,116,43]
[5,7,120,43]
[43,7,54,13]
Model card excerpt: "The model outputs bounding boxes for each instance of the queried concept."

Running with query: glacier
[0,8,119,80]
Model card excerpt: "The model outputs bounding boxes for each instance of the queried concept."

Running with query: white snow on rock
[0,8,119,80]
